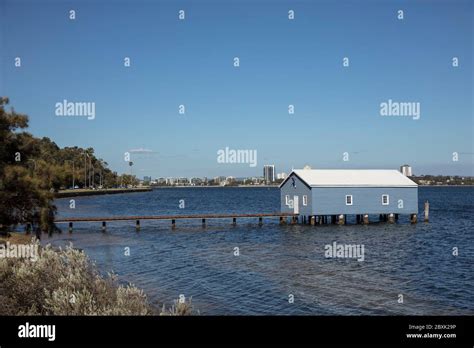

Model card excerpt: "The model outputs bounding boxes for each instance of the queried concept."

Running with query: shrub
[0,239,198,315]
[160,297,195,316]
[0,240,150,315]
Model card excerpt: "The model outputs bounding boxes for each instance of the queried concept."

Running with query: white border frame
[345,195,353,206]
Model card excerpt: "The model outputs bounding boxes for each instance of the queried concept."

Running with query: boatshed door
[293,195,299,214]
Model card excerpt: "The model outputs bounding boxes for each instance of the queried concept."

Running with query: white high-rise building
[400,164,413,177]
[263,165,275,183]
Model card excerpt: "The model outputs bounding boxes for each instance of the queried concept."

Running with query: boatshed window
[303,195,308,206]
[345,195,353,205]
[382,194,389,205]
[285,195,290,205]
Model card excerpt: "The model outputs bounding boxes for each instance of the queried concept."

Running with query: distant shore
[152,185,278,188]
[55,187,152,198]
[55,185,474,198]
[151,184,473,189]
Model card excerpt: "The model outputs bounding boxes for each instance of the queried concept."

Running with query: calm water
[42,187,473,315]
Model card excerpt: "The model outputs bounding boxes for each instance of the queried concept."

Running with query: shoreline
[152,185,279,188]
[53,185,474,198]
[151,185,474,189]
[55,187,152,198]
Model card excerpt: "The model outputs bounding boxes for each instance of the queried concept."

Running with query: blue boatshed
[279,169,419,224]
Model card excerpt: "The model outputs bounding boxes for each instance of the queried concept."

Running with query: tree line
[0,97,138,233]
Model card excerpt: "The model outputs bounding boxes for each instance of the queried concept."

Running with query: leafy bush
[0,240,194,315]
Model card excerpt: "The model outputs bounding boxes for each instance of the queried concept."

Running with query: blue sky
[1,0,473,177]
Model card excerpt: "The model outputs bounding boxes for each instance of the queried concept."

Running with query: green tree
[0,97,56,232]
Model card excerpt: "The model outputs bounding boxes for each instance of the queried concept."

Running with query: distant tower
[263,165,275,184]
[400,164,413,177]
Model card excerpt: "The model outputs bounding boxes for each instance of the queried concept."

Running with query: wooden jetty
[51,201,430,233]
[54,213,298,232]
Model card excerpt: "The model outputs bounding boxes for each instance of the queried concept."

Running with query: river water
[42,187,473,315]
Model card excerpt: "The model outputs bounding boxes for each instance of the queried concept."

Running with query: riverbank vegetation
[0,97,139,233]
[0,239,195,315]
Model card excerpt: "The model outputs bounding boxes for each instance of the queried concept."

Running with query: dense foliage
[0,240,195,315]
[0,97,137,232]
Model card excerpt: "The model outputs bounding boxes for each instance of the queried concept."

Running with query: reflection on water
[40,187,474,315]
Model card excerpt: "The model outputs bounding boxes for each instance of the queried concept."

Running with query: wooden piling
[337,214,345,225]
[310,216,315,225]
[136,220,140,231]
[258,217,263,226]
[424,201,429,222]
[35,227,41,239]
[279,216,284,225]
[171,219,176,229]
[102,221,106,232]
[410,214,417,224]
[363,214,369,224]
[68,222,73,233]
[388,213,395,224]
[233,217,237,226]
[202,218,206,227]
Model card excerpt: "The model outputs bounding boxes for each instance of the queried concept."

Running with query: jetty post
[410,214,417,224]
[68,222,73,233]
[363,214,369,224]
[388,213,395,224]
[258,217,263,226]
[102,221,106,232]
[202,218,206,228]
[424,201,430,222]
[233,217,237,226]
[337,214,345,225]
[136,219,140,231]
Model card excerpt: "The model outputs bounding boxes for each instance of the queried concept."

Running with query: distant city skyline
[142,163,473,182]
[1,0,472,177]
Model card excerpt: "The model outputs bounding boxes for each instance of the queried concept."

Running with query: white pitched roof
[286,169,417,187]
